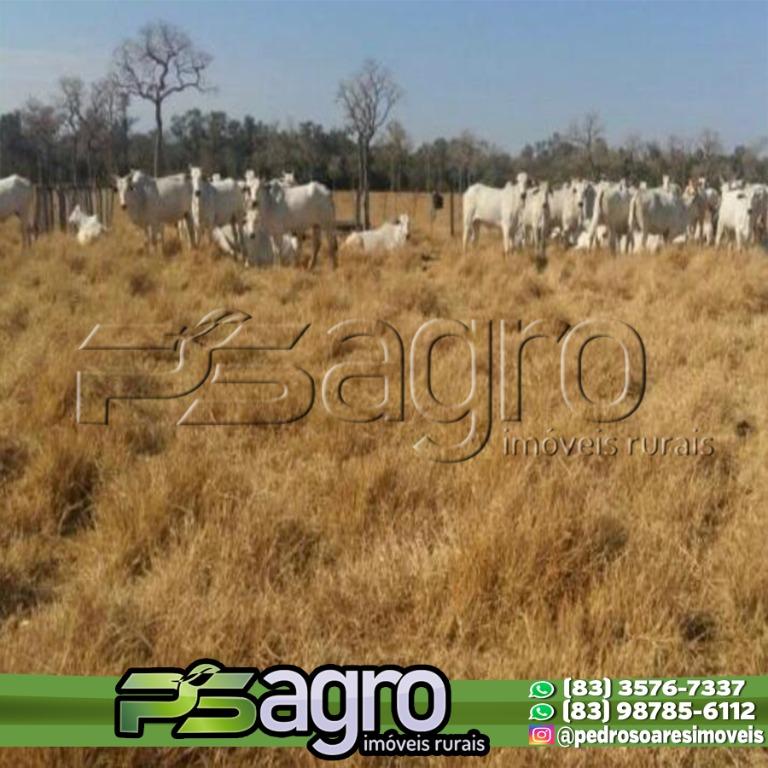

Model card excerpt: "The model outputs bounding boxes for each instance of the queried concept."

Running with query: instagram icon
[528,725,556,745]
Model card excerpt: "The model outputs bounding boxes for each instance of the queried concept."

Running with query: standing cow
[0,175,35,249]
[256,179,337,269]
[716,186,760,250]
[189,167,246,249]
[587,180,633,253]
[462,176,529,257]
[240,169,297,209]
[549,179,593,245]
[114,171,195,251]
[520,182,551,252]
[628,183,703,250]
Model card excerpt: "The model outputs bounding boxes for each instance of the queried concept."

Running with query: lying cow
[343,214,410,253]
[68,205,106,245]
[114,170,195,251]
[0,174,35,248]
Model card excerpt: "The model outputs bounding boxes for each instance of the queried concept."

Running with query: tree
[337,59,402,227]
[379,120,411,192]
[20,99,61,183]
[567,111,605,175]
[112,21,212,175]
[58,76,85,183]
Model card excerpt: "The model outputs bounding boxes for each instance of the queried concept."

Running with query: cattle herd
[464,172,768,256]
[0,168,766,266]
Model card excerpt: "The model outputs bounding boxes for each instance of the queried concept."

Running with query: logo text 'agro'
[78,311,646,462]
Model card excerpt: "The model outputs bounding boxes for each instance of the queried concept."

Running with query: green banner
[0,671,766,749]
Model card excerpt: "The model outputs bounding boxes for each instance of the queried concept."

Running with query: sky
[1,1,766,153]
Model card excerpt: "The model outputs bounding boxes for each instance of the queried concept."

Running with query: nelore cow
[549,180,594,245]
[587,180,633,253]
[343,214,410,253]
[520,182,551,251]
[240,169,297,209]
[628,183,703,250]
[462,173,530,256]
[0,175,35,248]
[255,179,337,269]
[68,205,106,245]
[716,186,761,250]
[189,167,245,247]
[114,171,195,251]
[221,211,301,267]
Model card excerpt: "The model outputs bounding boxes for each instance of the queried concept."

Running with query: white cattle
[462,179,528,256]
[716,187,760,250]
[115,171,195,251]
[0,174,35,248]
[575,224,608,249]
[628,184,702,250]
[221,214,300,267]
[631,233,664,253]
[689,181,721,245]
[189,167,245,247]
[343,214,410,253]
[67,205,106,245]
[520,182,551,251]
[549,180,593,244]
[587,181,633,253]
[255,179,336,269]
[241,169,297,209]
[746,183,767,244]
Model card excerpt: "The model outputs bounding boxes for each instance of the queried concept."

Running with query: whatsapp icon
[529,703,556,721]
[528,680,556,699]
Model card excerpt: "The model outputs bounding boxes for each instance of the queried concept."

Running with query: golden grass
[0,191,766,766]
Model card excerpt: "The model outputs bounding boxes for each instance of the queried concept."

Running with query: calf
[343,214,410,253]
[68,204,106,245]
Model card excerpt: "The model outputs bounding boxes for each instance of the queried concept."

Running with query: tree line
[1,21,766,206]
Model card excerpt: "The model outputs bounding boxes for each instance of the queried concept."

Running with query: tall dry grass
[0,192,766,766]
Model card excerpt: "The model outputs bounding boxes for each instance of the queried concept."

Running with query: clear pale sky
[1,1,766,153]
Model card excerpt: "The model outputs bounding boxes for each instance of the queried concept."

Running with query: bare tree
[380,120,411,192]
[337,59,402,228]
[58,76,85,183]
[112,21,212,175]
[568,111,605,174]
[21,99,61,183]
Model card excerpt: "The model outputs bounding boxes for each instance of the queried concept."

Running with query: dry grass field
[0,191,767,766]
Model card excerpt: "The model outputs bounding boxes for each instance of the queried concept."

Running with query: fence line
[34,185,115,234]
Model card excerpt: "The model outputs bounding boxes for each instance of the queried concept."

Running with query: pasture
[0,191,766,766]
